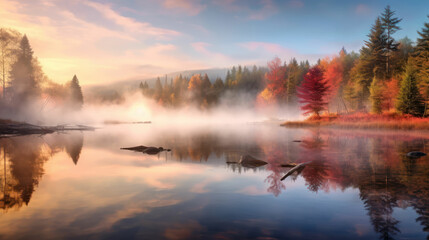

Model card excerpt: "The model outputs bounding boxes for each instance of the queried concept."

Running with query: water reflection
[0,126,428,239]
[0,132,83,211]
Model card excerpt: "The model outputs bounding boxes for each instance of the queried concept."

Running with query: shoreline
[281,119,429,131]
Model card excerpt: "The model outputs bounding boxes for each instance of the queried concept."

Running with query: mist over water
[22,91,303,126]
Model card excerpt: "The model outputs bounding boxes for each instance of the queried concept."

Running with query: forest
[138,6,429,119]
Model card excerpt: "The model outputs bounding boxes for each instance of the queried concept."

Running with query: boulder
[239,155,267,168]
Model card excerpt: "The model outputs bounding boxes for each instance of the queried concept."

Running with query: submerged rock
[406,151,427,158]
[239,155,268,168]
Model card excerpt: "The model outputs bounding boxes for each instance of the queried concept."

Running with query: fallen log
[281,162,311,181]
[280,163,298,168]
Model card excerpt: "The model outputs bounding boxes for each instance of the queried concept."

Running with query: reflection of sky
[0,125,428,239]
[1,0,428,84]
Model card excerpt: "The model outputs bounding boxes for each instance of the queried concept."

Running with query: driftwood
[281,162,311,181]
[121,145,171,155]
[0,122,94,137]
[280,163,298,168]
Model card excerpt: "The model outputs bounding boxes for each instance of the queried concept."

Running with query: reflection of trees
[315,130,429,239]
[0,133,84,211]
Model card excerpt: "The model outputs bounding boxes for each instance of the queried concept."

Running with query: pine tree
[9,35,39,106]
[352,18,387,109]
[381,5,402,77]
[396,64,425,116]
[297,66,329,117]
[411,15,429,112]
[69,75,83,110]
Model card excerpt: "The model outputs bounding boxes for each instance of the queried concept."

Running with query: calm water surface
[0,124,428,239]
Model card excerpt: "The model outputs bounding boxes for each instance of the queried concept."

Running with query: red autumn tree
[297,66,329,116]
[265,57,287,101]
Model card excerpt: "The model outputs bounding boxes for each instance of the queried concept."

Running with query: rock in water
[143,147,165,155]
[406,151,427,158]
[120,145,148,152]
[239,155,267,168]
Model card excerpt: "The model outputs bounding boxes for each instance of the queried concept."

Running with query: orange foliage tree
[257,57,287,105]
[319,56,344,102]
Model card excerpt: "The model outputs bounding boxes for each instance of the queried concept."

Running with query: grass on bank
[281,112,429,130]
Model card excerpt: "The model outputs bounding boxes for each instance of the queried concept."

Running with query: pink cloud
[85,1,181,38]
[162,0,206,16]
[240,41,295,56]
[355,4,371,15]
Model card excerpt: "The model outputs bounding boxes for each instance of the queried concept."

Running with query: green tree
[381,5,402,77]
[411,16,429,113]
[396,64,425,116]
[352,18,387,110]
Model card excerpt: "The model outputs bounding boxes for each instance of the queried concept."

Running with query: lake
[0,124,428,239]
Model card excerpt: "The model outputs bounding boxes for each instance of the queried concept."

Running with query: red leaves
[320,57,344,101]
[265,57,287,101]
[297,66,329,116]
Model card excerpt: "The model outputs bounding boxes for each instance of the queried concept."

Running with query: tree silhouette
[68,75,84,110]
[9,35,39,108]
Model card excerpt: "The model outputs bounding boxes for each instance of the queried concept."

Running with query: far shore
[281,113,429,131]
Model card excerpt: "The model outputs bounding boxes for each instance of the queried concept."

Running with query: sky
[0,0,428,85]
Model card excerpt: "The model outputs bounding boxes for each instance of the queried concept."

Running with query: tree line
[0,29,83,118]
[139,6,428,117]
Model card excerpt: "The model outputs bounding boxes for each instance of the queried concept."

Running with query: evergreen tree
[69,75,84,110]
[9,35,39,107]
[381,5,402,77]
[411,16,429,111]
[396,64,425,116]
[352,18,387,109]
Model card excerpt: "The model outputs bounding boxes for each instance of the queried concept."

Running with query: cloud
[215,0,278,20]
[355,4,371,15]
[240,41,295,56]
[85,1,181,39]
[162,0,206,16]
[248,0,278,20]
[191,42,234,66]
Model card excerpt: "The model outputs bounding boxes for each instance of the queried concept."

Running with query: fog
[39,92,303,127]
[2,90,303,128]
